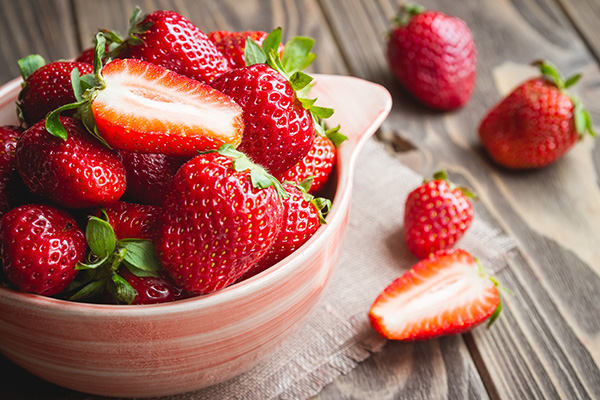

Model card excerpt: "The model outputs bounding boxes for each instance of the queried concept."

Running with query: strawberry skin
[369,249,501,341]
[91,58,244,156]
[404,172,474,259]
[208,30,283,69]
[100,201,161,241]
[118,267,186,305]
[128,10,230,83]
[16,116,126,209]
[278,133,336,194]
[17,61,94,126]
[387,5,476,110]
[156,149,284,294]
[211,63,315,176]
[0,204,86,296]
[120,150,190,206]
[479,75,583,169]
[0,126,23,216]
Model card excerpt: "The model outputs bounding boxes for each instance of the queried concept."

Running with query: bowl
[0,74,392,397]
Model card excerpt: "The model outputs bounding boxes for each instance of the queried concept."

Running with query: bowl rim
[0,73,392,316]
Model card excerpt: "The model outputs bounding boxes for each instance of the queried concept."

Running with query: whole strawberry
[404,171,475,259]
[387,4,476,110]
[120,150,190,206]
[241,179,330,280]
[16,116,126,209]
[16,55,93,126]
[479,61,596,169]
[0,204,86,295]
[369,249,503,341]
[208,30,284,69]
[212,29,332,176]
[100,201,161,241]
[278,124,346,193]
[105,8,230,83]
[156,144,285,294]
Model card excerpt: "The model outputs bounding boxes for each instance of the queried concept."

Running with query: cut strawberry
[369,249,502,341]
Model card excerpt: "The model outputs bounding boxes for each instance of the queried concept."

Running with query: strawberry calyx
[64,209,163,304]
[244,28,334,136]
[533,60,596,139]
[427,170,478,201]
[101,6,152,60]
[17,54,46,81]
[204,144,289,200]
[290,177,332,224]
[316,120,347,147]
[393,3,426,26]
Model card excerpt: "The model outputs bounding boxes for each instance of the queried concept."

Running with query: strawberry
[118,267,187,305]
[16,55,94,126]
[208,30,283,69]
[369,249,502,341]
[386,4,476,110]
[0,125,23,216]
[100,201,161,241]
[47,35,244,157]
[156,144,286,294]
[212,28,333,176]
[120,150,189,206]
[16,116,126,209]
[104,8,230,84]
[241,179,330,280]
[404,171,475,259]
[278,124,346,193]
[74,47,96,64]
[478,61,596,169]
[0,204,86,296]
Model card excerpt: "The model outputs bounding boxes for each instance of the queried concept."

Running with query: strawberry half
[369,249,502,341]
[46,34,244,156]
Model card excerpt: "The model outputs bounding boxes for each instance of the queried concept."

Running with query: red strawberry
[0,204,86,296]
[106,8,230,83]
[241,180,330,280]
[479,61,596,169]
[118,267,186,305]
[64,52,243,156]
[156,145,285,294]
[404,171,475,259]
[16,116,126,209]
[369,249,502,341]
[0,126,23,216]
[100,201,161,241]
[16,55,93,126]
[74,47,96,64]
[278,125,345,193]
[212,29,331,176]
[386,4,476,110]
[208,30,283,69]
[120,150,189,206]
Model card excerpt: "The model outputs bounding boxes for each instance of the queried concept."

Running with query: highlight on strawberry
[369,249,508,341]
[479,60,596,169]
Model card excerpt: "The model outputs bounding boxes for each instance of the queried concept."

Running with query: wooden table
[1,0,599,399]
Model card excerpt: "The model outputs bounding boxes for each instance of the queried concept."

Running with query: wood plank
[555,0,600,63]
[0,0,80,84]
[319,0,600,398]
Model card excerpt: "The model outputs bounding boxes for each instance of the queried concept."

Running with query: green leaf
[289,71,313,92]
[325,125,347,147]
[244,36,267,66]
[44,101,84,140]
[86,215,117,258]
[310,105,334,119]
[17,54,46,81]
[69,279,106,302]
[564,73,582,89]
[262,27,282,56]
[79,73,97,91]
[93,32,107,76]
[76,255,109,270]
[71,68,83,102]
[125,263,160,278]
[536,60,564,89]
[111,273,138,305]
[486,298,502,329]
[119,239,162,273]
[298,97,317,109]
[313,196,332,224]
[281,36,315,74]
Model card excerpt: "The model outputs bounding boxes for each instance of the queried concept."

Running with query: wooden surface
[1,0,599,399]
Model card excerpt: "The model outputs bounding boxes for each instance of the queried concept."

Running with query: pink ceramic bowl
[0,74,391,397]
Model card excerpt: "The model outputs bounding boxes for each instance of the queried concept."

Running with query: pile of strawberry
[0,8,345,305]
[369,2,596,342]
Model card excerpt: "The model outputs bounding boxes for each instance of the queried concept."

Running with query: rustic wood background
[0,0,599,399]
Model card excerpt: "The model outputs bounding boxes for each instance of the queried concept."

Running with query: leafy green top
[393,3,426,27]
[290,177,332,224]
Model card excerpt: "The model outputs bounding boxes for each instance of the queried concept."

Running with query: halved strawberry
[46,34,244,156]
[369,249,502,341]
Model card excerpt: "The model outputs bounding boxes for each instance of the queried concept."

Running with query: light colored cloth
[171,138,515,400]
